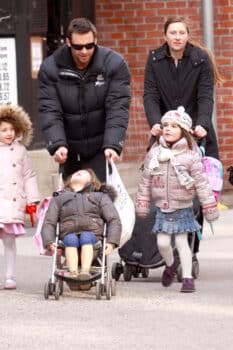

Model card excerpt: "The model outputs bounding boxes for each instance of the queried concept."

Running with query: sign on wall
[30,36,43,79]
[0,37,18,105]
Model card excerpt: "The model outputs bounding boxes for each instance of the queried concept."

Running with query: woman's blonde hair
[64,168,102,191]
[164,16,223,85]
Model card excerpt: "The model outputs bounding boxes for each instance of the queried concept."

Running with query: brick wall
[96,0,233,189]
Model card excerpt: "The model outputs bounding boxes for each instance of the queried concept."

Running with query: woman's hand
[192,125,207,138]
[151,123,162,136]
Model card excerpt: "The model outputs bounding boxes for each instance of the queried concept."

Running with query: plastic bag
[107,160,135,246]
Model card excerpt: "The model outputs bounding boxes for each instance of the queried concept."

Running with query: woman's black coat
[144,43,219,158]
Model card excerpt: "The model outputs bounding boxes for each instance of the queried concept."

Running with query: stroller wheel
[54,283,60,300]
[58,279,64,295]
[111,262,122,281]
[106,280,111,300]
[111,279,116,296]
[123,264,132,282]
[44,282,50,300]
[96,281,102,300]
[44,279,53,300]
[132,266,140,278]
[192,257,199,279]
[141,267,149,278]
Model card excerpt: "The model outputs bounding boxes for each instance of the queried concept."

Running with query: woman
[143,16,222,255]
[144,16,221,159]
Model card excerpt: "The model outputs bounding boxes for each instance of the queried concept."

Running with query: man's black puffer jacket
[38,45,131,158]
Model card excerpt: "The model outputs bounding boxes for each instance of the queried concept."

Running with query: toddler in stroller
[40,168,122,299]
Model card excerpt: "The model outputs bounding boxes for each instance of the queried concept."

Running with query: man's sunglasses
[70,42,96,51]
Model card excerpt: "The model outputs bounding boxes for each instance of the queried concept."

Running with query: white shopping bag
[107,160,135,246]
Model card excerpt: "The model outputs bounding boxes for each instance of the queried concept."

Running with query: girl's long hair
[182,129,195,150]
[164,16,223,85]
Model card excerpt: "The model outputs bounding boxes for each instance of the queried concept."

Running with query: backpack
[203,156,223,201]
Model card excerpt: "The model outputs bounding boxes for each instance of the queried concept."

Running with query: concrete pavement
[0,208,233,350]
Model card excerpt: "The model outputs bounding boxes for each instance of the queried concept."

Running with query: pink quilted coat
[136,137,217,216]
[0,105,40,224]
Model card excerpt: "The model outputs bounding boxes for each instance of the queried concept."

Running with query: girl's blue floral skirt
[152,207,201,235]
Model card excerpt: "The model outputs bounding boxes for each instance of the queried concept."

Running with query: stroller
[111,200,200,283]
[43,223,115,300]
[34,169,117,301]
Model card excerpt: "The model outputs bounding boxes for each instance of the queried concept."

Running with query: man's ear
[66,37,71,47]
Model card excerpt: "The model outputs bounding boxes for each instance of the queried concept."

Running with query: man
[38,18,131,181]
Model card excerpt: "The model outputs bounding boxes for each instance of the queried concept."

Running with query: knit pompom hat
[161,106,192,132]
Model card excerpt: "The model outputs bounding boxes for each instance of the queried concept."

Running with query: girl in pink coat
[136,106,219,293]
[0,105,40,290]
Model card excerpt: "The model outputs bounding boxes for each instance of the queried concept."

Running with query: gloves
[202,202,219,222]
[25,203,37,227]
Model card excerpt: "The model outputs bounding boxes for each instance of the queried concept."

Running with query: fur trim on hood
[0,104,33,146]
[99,184,117,202]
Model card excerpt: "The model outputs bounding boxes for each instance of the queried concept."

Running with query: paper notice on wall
[0,37,18,105]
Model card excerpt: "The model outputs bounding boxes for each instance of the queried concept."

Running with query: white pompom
[177,106,185,113]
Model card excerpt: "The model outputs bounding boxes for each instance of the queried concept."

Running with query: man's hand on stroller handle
[104,148,120,162]
[54,146,68,164]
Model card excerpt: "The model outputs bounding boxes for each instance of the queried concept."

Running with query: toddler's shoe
[77,271,92,290]
[77,270,91,281]
[69,271,78,278]
[4,279,16,290]
[162,256,180,287]
[180,277,195,293]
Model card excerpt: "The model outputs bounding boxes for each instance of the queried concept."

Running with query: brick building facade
[95,0,233,190]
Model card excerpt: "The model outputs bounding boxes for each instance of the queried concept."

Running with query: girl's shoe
[162,256,180,287]
[4,279,16,290]
[180,278,195,293]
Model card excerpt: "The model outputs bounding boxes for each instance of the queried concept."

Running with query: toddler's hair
[64,168,102,191]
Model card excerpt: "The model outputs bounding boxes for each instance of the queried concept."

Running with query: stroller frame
[44,223,116,300]
[112,229,199,283]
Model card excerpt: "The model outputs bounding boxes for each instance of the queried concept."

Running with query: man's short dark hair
[66,17,97,40]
